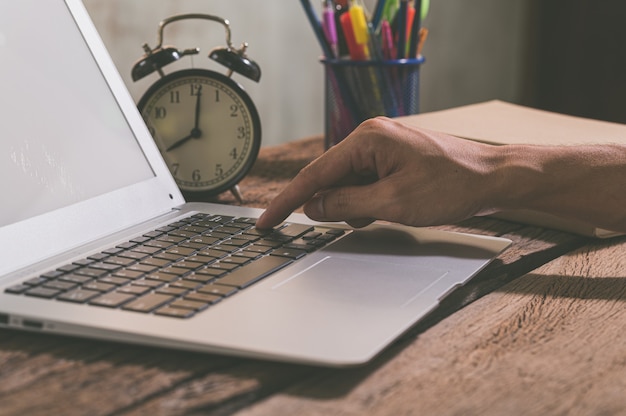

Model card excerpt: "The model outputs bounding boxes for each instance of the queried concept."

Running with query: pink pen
[322,0,338,58]
[381,20,396,60]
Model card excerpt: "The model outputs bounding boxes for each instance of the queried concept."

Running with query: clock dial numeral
[154,107,167,119]
[237,126,245,139]
[215,89,220,102]
[230,104,238,117]
[170,91,180,103]
[229,147,237,160]
[171,163,180,176]
[190,84,202,96]
[192,169,201,182]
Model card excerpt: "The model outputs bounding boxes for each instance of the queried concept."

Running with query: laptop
[0,0,511,367]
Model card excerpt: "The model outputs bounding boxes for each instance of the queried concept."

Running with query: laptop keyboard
[4,213,345,318]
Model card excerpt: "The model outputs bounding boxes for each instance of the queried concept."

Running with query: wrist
[484,144,551,214]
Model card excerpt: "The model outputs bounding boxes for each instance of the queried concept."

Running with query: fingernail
[256,211,267,227]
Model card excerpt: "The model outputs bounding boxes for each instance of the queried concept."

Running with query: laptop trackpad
[273,256,449,308]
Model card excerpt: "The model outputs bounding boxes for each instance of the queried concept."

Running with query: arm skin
[256,117,626,234]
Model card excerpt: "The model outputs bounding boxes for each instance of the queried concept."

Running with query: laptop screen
[0,0,184,277]
[0,1,154,228]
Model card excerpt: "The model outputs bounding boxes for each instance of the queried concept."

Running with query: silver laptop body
[0,0,510,367]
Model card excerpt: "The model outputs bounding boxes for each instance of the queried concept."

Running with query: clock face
[137,69,261,196]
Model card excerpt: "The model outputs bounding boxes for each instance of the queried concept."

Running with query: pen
[340,10,368,60]
[298,0,333,58]
[371,0,387,31]
[334,0,350,57]
[396,0,408,59]
[382,0,400,26]
[417,27,428,56]
[322,0,338,58]
[403,2,415,57]
[381,20,396,60]
[408,0,422,58]
[348,0,371,59]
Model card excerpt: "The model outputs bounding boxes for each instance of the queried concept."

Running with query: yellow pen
[348,0,370,59]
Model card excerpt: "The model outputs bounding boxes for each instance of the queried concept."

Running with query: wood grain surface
[1,137,620,416]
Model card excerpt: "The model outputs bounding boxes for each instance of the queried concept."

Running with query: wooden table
[1,137,625,415]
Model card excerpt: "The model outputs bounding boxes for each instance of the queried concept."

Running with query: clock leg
[230,184,243,204]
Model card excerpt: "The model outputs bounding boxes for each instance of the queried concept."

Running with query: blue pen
[298,0,333,58]
[371,0,387,31]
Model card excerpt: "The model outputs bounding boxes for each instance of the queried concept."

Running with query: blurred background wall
[82,0,625,147]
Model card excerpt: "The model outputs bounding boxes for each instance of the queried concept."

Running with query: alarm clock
[131,13,261,202]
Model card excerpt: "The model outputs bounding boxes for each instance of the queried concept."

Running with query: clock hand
[166,133,194,152]
[166,86,203,152]
[193,85,202,132]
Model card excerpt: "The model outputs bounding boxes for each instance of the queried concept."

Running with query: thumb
[303,185,384,223]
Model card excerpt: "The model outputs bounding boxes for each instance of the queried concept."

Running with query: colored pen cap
[339,11,368,61]
[348,3,369,46]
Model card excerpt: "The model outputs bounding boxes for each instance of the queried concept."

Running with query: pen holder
[322,57,425,149]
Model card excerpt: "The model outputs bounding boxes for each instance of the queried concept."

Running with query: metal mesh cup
[322,57,424,149]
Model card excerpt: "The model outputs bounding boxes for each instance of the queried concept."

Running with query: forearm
[488,144,626,233]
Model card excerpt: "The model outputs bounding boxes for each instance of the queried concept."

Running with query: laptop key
[117,284,151,296]
[274,223,314,238]
[113,269,145,280]
[122,293,173,313]
[41,270,65,279]
[24,277,48,286]
[216,255,292,289]
[58,288,100,303]
[169,299,209,311]
[43,280,77,291]
[170,279,202,290]
[198,284,237,297]
[4,284,30,294]
[90,292,136,308]
[155,306,195,318]
[99,276,130,286]
[155,286,189,296]
[185,292,222,304]
[60,274,93,284]
[271,248,307,260]
[24,287,61,299]
[83,281,115,293]
[76,267,111,277]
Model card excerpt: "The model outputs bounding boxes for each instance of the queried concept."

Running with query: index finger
[256,140,356,229]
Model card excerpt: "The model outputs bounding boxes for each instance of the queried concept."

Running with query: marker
[348,0,371,59]
[340,10,368,60]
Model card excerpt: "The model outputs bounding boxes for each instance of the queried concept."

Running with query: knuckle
[330,189,352,213]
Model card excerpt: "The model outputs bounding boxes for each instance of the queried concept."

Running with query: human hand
[256,117,500,229]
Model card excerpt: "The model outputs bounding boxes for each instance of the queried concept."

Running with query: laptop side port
[22,319,44,330]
